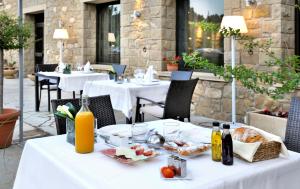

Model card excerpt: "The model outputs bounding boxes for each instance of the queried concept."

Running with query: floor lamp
[220,16,248,127]
[53,28,69,72]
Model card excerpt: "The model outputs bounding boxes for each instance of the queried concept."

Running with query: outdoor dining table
[35,71,109,111]
[13,119,300,189]
[83,79,171,123]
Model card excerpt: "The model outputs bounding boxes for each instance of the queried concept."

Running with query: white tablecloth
[38,71,109,92]
[14,120,300,189]
[83,80,170,117]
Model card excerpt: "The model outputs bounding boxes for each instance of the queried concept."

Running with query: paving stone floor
[0,78,214,189]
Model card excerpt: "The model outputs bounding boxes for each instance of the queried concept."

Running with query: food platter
[100,145,158,164]
[163,140,210,159]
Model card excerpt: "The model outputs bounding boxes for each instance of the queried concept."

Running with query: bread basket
[235,141,281,162]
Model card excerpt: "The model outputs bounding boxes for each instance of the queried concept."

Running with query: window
[296,0,300,55]
[96,2,120,64]
[177,0,224,68]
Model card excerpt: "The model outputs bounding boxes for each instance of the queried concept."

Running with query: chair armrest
[137,97,165,108]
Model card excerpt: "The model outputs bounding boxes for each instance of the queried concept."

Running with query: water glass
[131,123,148,142]
[163,122,180,141]
[66,118,75,145]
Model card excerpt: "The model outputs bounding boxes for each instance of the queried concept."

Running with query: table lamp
[53,28,69,72]
[220,16,248,127]
[108,33,116,47]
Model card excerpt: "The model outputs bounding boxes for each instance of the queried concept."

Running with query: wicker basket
[235,141,282,162]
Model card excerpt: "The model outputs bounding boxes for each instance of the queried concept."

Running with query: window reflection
[177,0,224,68]
[96,3,120,64]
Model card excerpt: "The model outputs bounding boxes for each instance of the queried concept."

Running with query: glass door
[96,2,120,64]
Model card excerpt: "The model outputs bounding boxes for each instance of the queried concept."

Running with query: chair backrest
[36,64,58,72]
[163,78,199,120]
[112,64,126,76]
[51,95,116,135]
[171,71,193,80]
[285,97,300,152]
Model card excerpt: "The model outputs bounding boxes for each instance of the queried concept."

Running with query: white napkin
[84,61,91,72]
[58,63,66,73]
[144,65,154,82]
[233,124,289,162]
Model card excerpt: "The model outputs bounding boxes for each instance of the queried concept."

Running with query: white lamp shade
[53,29,69,40]
[220,16,248,33]
[108,33,116,43]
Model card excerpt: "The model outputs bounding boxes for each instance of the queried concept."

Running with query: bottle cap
[223,124,230,129]
[212,121,220,127]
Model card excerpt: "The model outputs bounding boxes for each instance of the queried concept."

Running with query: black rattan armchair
[51,95,116,135]
[171,71,193,80]
[112,64,126,76]
[36,64,58,112]
[285,97,300,153]
[135,79,199,122]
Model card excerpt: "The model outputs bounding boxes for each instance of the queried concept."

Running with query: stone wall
[120,0,176,73]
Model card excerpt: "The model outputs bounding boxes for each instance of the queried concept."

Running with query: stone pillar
[120,0,176,72]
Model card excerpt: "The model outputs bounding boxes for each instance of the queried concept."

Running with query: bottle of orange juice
[75,95,94,153]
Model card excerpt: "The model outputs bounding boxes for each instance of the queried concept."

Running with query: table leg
[126,117,132,124]
[57,78,61,99]
[35,74,40,112]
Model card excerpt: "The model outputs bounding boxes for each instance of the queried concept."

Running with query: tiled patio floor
[1,78,214,189]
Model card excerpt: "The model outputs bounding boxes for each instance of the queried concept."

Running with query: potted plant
[0,12,31,148]
[183,25,300,138]
[4,61,18,79]
[163,56,181,71]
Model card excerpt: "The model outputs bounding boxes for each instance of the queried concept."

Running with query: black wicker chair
[36,64,58,112]
[171,71,193,80]
[135,79,199,122]
[112,64,126,76]
[285,97,300,152]
[51,95,116,135]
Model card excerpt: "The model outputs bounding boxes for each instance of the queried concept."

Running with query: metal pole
[231,36,236,127]
[18,0,24,143]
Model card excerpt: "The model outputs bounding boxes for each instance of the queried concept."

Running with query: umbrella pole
[18,0,24,144]
[231,36,236,127]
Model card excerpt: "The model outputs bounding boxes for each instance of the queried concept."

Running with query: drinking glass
[163,121,180,141]
[131,123,148,143]
[134,69,145,83]
[94,118,99,143]
[76,63,83,71]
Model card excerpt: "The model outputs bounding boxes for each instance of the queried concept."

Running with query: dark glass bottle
[222,124,233,165]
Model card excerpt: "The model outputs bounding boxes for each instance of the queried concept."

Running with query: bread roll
[233,127,266,143]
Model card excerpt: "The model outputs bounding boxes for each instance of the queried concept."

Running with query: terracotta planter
[167,63,179,71]
[0,108,19,148]
[246,110,287,139]
[4,68,18,79]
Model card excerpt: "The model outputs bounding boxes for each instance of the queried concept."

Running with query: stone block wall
[120,0,176,73]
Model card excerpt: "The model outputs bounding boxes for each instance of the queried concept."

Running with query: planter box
[246,110,287,139]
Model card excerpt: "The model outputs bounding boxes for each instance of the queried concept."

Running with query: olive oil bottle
[211,122,222,161]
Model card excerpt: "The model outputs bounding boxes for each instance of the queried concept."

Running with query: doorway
[34,13,44,70]
[96,2,120,64]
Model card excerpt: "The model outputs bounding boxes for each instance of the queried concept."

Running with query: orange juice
[75,96,95,154]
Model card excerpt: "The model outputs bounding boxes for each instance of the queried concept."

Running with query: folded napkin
[58,63,66,73]
[233,124,289,162]
[84,61,91,72]
[144,65,154,82]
